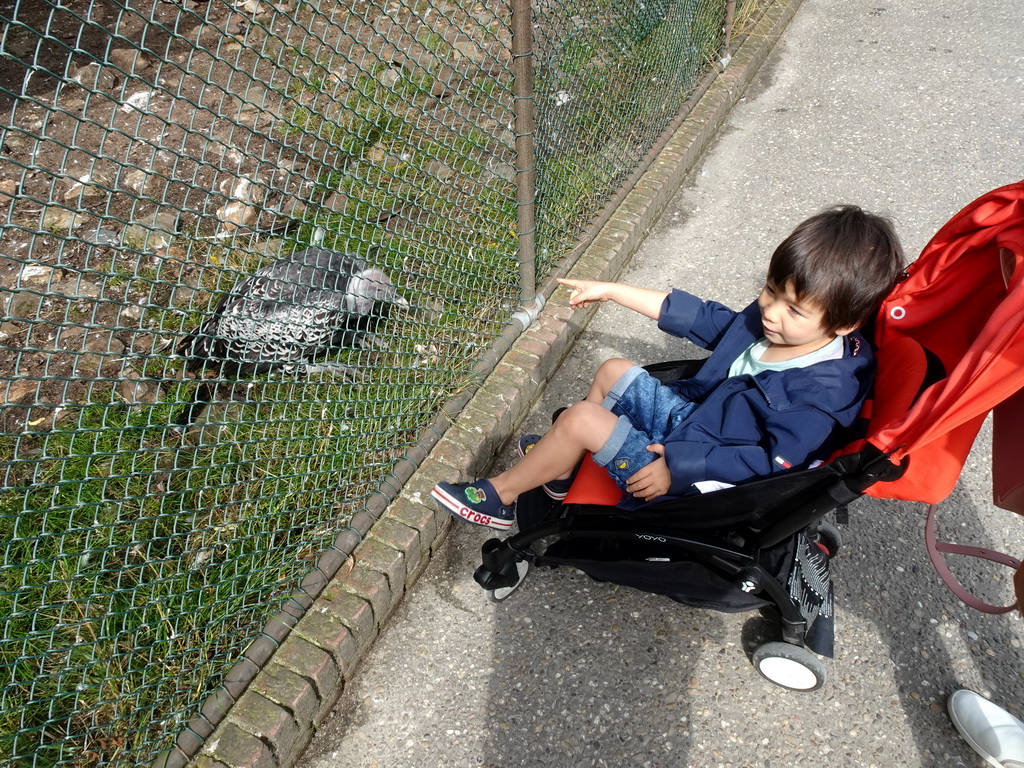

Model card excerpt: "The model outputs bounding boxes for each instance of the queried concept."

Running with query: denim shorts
[592,365,695,490]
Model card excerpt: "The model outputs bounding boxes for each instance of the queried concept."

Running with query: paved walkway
[298,0,1024,765]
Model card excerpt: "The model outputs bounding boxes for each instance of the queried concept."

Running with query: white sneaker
[948,689,1024,768]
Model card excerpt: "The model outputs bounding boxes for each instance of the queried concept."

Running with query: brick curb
[190,2,803,765]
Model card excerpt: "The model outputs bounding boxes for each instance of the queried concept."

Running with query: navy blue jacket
[654,289,874,496]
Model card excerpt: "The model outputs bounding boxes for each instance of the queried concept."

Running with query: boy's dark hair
[767,205,904,332]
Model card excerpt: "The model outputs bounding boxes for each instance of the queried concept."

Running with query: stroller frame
[473,430,903,690]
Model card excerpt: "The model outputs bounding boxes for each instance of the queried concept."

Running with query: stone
[5,378,37,404]
[216,175,266,232]
[323,189,347,213]
[116,377,161,406]
[123,208,180,251]
[63,172,110,204]
[70,62,118,92]
[7,290,43,320]
[109,47,153,74]
[19,263,57,286]
[122,168,156,196]
[82,226,120,247]
[41,206,87,233]
[0,180,18,208]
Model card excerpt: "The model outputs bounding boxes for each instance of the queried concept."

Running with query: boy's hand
[625,444,671,501]
[557,277,612,309]
[557,277,669,320]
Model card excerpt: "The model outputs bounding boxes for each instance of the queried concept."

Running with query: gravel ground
[298,0,1024,765]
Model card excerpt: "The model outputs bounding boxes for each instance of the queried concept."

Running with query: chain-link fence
[0,0,756,763]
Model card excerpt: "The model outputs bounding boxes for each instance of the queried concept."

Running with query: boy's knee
[558,400,603,434]
[561,400,595,422]
[556,400,621,451]
[591,358,636,399]
[598,357,633,376]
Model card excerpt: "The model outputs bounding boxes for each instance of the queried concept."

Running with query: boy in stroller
[432,205,905,530]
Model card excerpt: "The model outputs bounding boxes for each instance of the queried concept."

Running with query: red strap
[924,503,1020,614]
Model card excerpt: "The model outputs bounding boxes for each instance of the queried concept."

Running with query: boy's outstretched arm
[557,277,668,320]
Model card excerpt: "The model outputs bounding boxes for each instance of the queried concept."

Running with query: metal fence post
[724,0,737,52]
[511,0,538,311]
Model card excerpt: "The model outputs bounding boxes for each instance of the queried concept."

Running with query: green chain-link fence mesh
[0,0,756,763]
[531,0,727,271]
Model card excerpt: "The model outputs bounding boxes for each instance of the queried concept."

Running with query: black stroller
[471,181,1024,690]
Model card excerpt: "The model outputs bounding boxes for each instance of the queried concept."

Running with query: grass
[0,0,746,763]
[0,367,461,764]
[528,0,731,273]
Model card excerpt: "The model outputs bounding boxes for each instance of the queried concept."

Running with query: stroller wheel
[487,559,531,602]
[814,519,843,558]
[752,642,827,691]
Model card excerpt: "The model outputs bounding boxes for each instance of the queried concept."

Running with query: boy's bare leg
[491,401,619,505]
[585,357,636,403]
[509,358,632,492]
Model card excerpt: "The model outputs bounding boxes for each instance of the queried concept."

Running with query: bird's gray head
[347,266,409,317]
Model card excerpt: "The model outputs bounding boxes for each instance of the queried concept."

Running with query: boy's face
[757,280,854,358]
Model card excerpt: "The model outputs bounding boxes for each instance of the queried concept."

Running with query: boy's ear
[833,325,858,338]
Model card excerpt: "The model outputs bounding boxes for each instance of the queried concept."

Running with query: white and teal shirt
[728,335,845,378]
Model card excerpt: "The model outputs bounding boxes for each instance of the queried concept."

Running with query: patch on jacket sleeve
[774,455,792,470]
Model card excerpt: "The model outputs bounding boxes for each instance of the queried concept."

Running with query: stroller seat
[472,180,1024,691]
